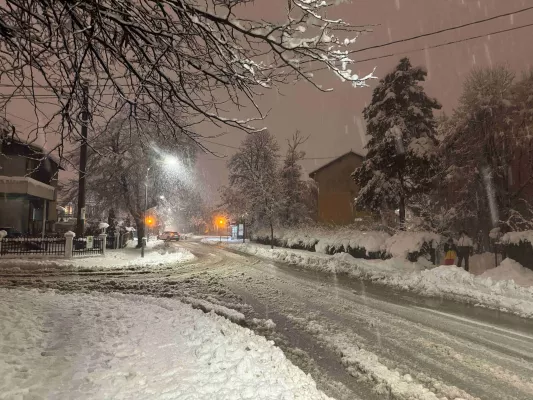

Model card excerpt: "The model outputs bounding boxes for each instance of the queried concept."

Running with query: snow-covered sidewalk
[0,240,195,273]
[0,288,331,400]
[204,240,533,319]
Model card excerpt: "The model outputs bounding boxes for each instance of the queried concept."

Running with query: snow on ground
[0,240,195,273]
[480,258,533,287]
[0,288,332,400]
[287,316,475,400]
[206,240,533,319]
[201,236,245,243]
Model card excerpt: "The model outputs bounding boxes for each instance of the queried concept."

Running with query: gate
[73,236,104,256]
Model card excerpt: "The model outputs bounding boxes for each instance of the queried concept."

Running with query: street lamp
[142,155,178,258]
[163,155,178,165]
[216,216,227,242]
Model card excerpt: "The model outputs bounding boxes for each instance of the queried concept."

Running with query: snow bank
[220,242,424,281]
[0,240,195,272]
[213,241,533,319]
[383,231,441,259]
[480,258,533,287]
[0,289,331,400]
[183,297,246,323]
[386,265,533,318]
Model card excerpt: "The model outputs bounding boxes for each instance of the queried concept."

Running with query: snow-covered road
[2,239,533,400]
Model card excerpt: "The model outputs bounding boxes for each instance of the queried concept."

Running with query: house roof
[308,150,364,178]
[1,134,64,170]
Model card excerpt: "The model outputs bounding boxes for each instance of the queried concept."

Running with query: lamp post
[142,167,150,258]
[141,155,179,257]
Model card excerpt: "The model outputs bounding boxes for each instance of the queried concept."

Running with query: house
[309,150,366,225]
[0,128,63,235]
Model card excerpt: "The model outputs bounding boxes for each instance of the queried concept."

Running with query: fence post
[99,234,107,256]
[0,230,6,256]
[115,231,120,249]
[64,231,75,258]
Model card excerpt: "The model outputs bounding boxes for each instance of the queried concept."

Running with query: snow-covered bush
[501,231,533,245]
[500,231,533,271]
[382,231,441,262]
[251,227,319,251]
[251,226,390,259]
[314,230,389,259]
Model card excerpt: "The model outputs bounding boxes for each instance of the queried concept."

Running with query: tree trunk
[398,170,406,230]
[270,222,274,249]
[399,194,406,230]
[135,218,145,248]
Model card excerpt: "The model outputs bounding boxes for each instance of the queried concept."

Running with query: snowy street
[2,239,533,400]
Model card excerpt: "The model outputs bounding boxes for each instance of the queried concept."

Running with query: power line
[0,19,532,96]
[355,21,533,64]
[2,22,532,97]
[200,139,240,150]
[350,5,533,54]
[3,111,37,125]
[203,154,343,161]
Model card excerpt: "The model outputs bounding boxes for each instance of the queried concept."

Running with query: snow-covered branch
[0,0,375,155]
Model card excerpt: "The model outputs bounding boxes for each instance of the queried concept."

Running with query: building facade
[309,151,366,225]
[0,130,62,235]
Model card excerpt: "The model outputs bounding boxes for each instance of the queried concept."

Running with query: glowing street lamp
[142,154,178,258]
[163,155,178,165]
[215,216,227,242]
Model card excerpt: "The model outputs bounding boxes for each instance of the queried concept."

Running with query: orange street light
[146,216,155,226]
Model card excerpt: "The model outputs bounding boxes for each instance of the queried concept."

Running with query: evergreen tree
[352,58,441,227]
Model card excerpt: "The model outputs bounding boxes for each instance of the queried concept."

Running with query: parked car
[157,231,180,241]
[0,227,23,238]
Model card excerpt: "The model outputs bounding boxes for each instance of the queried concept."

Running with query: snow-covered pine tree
[352,58,441,227]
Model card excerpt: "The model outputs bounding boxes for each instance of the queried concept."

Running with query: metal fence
[73,236,104,256]
[106,232,132,249]
[0,236,66,256]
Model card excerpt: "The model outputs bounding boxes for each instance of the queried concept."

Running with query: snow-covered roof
[0,135,64,170]
[0,176,55,200]
[309,150,365,178]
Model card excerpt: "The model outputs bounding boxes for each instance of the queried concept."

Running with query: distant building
[0,128,63,235]
[309,150,365,225]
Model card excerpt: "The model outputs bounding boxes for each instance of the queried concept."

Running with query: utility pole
[75,82,89,237]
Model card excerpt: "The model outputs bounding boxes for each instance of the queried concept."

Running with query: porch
[0,176,57,236]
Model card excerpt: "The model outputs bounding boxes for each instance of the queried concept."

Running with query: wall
[0,156,26,177]
[0,198,30,232]
[312,153,363,225]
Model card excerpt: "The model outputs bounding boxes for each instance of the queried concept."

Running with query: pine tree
[352,58,441,227]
